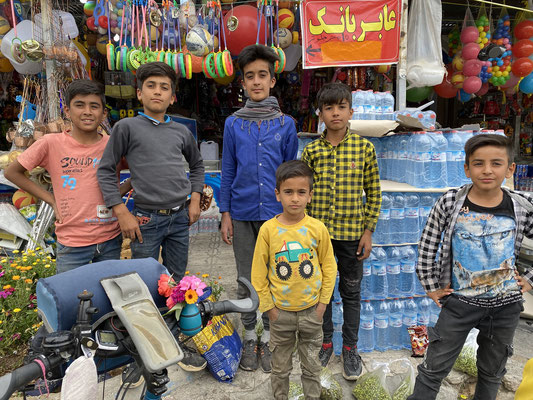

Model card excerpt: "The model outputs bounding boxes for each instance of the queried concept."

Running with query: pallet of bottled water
[189,216,220,236]
[352,90,396,121]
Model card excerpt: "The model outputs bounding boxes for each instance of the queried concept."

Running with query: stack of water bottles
[395,110,437,130]
[515,164,533,192]
[352,90,395,121]
[189,216,220,236]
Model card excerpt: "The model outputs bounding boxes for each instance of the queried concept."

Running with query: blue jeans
[56,234,122,274]
[130,206,189,280]
[322,239,363,348]
[408,295,523,400]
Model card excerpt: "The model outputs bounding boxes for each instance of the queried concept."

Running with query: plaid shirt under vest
[301,129,381,241]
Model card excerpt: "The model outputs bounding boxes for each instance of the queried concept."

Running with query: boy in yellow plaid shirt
[301,82,381,380]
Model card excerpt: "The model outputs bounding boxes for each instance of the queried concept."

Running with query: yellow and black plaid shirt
[301,129,382,241]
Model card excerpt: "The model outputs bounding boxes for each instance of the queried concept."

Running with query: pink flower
[12,333,20,340]
[171,289,186,304]
[178,275,206,296]
[166,296,176,309]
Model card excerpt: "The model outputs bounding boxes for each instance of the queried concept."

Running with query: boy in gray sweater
[97,62,204,280]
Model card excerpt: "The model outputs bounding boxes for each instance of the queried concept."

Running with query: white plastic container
[200,141,219,161]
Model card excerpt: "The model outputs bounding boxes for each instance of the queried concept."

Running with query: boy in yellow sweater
[251,160,337,399]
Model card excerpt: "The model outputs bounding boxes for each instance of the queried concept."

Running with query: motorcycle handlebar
[0,354,63,400]
[200,277,259,317]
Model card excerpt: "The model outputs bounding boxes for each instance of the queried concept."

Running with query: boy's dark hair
[317,82,352,111]
[276,160,313,191]
[464,134,513,165]
[65,80,105,108]
[136,62,177,91]
[237,44,279,77]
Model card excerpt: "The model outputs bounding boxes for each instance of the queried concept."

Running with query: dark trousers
[408,295,522,400]
[232,220,270,332]
[322,239,363,348]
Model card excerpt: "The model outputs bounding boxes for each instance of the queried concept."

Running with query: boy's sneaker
[239,339,258,371]
[121,362,144,389]
[318,342,333,367]
[178,346,207,372]
[341,346,362,380]
[258,341,272,373]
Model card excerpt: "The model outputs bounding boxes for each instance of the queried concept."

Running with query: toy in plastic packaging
[406,0,445,87]
[352,359,415,400]
[453,328,478,377]
[407,325,429,357]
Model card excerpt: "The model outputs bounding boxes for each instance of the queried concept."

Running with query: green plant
[202,274,225,301]
[0,248,56,356]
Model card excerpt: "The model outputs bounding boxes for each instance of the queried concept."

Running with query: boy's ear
[136,88,142,103]
[463,162,471,178]
[64,105,70,119]
[275,188,280,202]
[269,75,276,89]
[506,162,516,179]
[308,190,313,202]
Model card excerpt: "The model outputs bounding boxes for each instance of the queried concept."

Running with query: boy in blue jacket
[220,44,298,373]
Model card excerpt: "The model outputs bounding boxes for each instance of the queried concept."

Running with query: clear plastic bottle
[368,138,383,180]
[352,90,365,120]
[371,247,388,299]
[417,296,431,327]
[332,300,343,355]
[446,130,464,187]
[402,297,418,349]
[333,273,341,302]
[389,298,403,350]
[358,300,375,352]
[429,299,441,328]
[413,132,432,188]
[400,245,417,296]
[382,91,395,120]
[374,300,390,351]
[422,111,437,130]
[390,193,406,244]
[365,90,375,120]
[461,130,475,185]
[361,259,373,300]
[398,133,410,184]
[404,193,420,243]
[374,91,383,120]
[386,246,401,298]
[419,194,434,231]
[374,193,391,245]
[428,131,448,188]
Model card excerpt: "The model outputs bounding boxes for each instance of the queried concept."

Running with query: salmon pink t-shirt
[17,131,121,247]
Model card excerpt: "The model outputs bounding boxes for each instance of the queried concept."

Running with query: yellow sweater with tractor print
[251,214,338,313]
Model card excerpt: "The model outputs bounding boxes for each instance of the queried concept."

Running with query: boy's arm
[5,160,62,223]
[181,130,205,225]
[317,227,338,305]
[220,120,236,244]
[251,227,276,313]
[283,118,298,161]
[362,142,382,233]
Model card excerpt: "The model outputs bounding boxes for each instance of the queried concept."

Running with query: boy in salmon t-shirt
[6,80,128,273]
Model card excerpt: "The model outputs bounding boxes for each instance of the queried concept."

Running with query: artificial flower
[185,289,198,304]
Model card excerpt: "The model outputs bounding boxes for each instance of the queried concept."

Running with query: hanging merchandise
[434,66,458,99]
[223,4,266,56]
[406,0,444,87]
[489,7,513,86]
[1,20,42,75]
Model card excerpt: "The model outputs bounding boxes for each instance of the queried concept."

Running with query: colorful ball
[0,16,10,35]
[223,5,266,55]
[452,55,464,71]
[96,35,108,55]
[460,26,479,44]
[12,189,37,209]
[451,72,465,88]
[278,8,295,30]
[83,1,95,17]
[274,28,292,49]
[463,76,482,94]
[185,25,213,57]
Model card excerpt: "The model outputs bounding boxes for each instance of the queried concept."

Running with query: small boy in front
[301,82,381,380]
[251,160,337,400]
[408,134,533,400]
[220,44,298,372]
[6,80,124,273]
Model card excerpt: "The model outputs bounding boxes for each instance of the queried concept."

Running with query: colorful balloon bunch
[475,13,491,48]
[514,20,533,94]
[447,26,461,57]
[489,12,512,86]
[458,26,482,94]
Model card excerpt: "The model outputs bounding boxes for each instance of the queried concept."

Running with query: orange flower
[157,274,174,297]
[184,289,198,304]
[218,276,222,280]
[25,279,32,284]
[12,276,20,281]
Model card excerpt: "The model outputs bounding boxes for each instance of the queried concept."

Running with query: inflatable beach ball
[12,189,37,209]
[278,9,294,30]
[185,25,213,57]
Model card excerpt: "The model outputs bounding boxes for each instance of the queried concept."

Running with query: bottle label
[363,264,371,276]
[389,315,402,328]
[448,151,464,162]
[403,315,416,326]
[419,206,432,217]
[361,319,374,330]
[419,151,431,162]
[355,105,364,113]
[405,207,419,218]
[379,209,390,220]
[387,264,400,274]
[398,150,408,160]
[374,265,387,276]
[391,208,404,219]
[431,152,447,162]
[418,316,429,325]
[401,262,416,273]
[375,317,388,329]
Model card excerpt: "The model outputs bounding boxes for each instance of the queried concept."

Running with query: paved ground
[12,232,533,399]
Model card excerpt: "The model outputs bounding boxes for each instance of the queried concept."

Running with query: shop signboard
[300,0,401,69]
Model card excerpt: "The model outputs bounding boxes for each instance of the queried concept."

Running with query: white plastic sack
[0,202,32,249]
[61,355,98,400]
[406,0,445,87]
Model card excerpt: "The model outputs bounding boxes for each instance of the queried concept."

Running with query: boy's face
[319,99,353,132]
[242,59,275,102]
[275,176,313,219]
[137,76,175,115]
[464,145,515,191]
[64,94,106,134]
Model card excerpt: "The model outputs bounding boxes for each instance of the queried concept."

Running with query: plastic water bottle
[446,130,464,187]
[358,300,375,352]
[428,131,448,188]
[374,193,391,245]
[368,138,383,179]
[361,259,373,300]
[400,246,417,296]
[364,90,375,120]
[398,133,410,184]
[404,193,420,243]
[402,297,418,349]
[374,92,383,119]
[371,247,388,299]
[332,300,343,355]
[413,132,432,188]
[374,300,390,351]
[382,91,395,120]
[380,136,389,179]
[429,300,441,328]
[390,194,406,244]
[421,111,437,130]
[352,90,365,120]
[461,130,474,185]
[417,296,431,326]
[389,298,403,350]
[333,273,341,302]
[386,246,401,298]
[419,194,434,231]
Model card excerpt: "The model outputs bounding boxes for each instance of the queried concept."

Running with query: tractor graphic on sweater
[275,240,315,280]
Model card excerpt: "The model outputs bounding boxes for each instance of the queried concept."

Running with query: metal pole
[396,0,408,111]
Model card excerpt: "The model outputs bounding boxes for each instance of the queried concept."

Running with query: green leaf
[163,302,183,317]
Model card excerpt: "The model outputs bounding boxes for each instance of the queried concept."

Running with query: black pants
[322,239,363,348]
[408,295,522,400]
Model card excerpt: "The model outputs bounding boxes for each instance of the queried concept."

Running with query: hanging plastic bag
[453,328,479,377]
[61,354,98,400]
[406,0,444,87]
